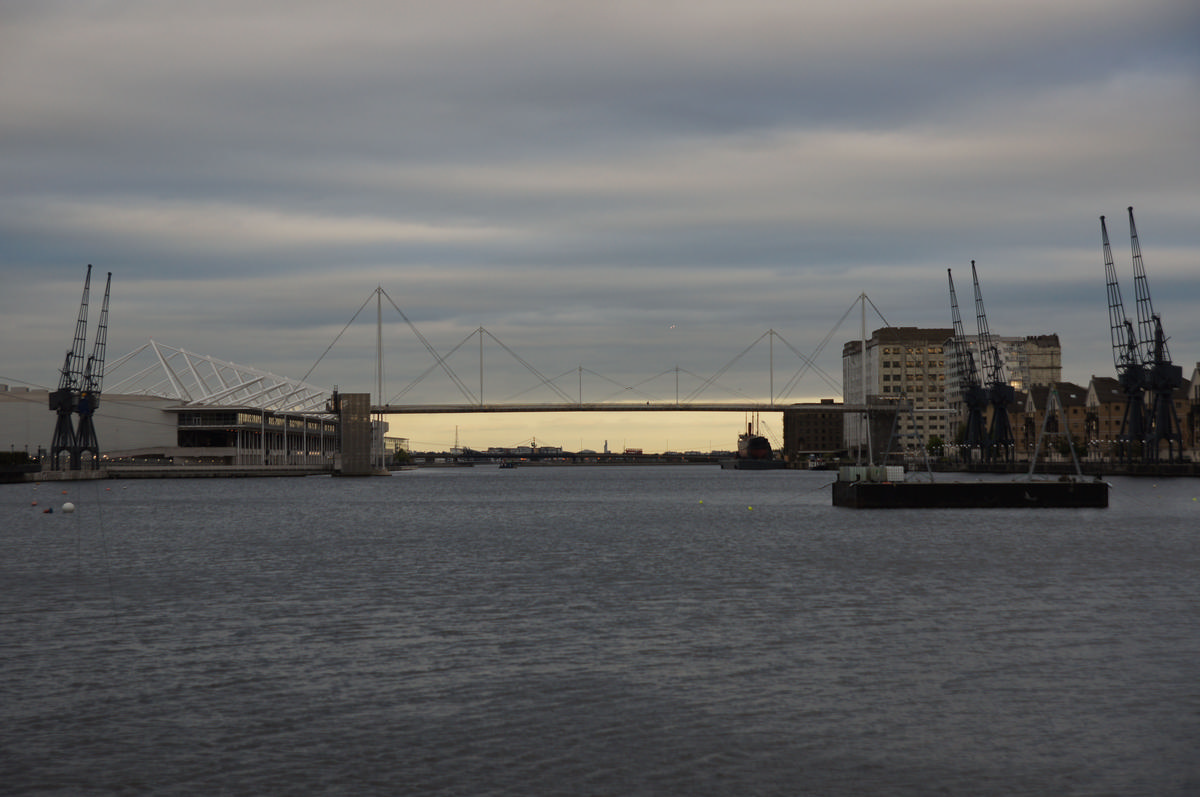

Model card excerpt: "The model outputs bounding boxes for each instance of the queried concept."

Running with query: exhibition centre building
[1,342,341,469]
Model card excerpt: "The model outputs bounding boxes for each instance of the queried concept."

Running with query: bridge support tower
[331,392,388,476]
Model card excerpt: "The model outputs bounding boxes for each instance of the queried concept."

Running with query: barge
[832,466,1109,509]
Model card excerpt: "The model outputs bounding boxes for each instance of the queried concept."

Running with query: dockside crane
[1126,207,1184,463]
[971,261,1015,462]
[75,271,112,464]
[948,268,988,462]
[49,266,93,469]
[1101,214,1145,463]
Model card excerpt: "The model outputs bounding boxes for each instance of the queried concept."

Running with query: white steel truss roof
[104,340,331,414]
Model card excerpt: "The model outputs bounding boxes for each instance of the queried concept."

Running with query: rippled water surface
[3,467,1199,795]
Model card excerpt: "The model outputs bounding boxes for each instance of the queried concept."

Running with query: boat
[720,421,788,470]
[831,466,1109,508]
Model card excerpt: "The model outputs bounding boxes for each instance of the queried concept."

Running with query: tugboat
[721,419,788,470]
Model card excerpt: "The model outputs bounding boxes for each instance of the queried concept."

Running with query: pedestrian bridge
[102,290,893,419]
[373,401,872,414]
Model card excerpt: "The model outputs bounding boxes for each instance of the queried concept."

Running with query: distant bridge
[373,402,874,414]
[328,288,892,417]
[102,291,892,424]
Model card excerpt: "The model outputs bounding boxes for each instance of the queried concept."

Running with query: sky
[2,1,1198,452]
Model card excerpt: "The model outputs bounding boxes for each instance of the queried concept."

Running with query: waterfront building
[842,327,1065,462]
[1085,373,1193,462]
[0,342,348,469]
[945,333,1062,452]
[781,400,845,462]
[0,385,342,468]
[842,327,954,459]
[1014,381,1089,461]
[1190,364,1200,459]
[1085,376,1127,461]
[945,334,1061,399]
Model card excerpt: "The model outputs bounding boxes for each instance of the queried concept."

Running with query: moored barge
[832,466,1109,509]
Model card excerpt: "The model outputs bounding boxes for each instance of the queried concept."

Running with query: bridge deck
[373,402,874,414]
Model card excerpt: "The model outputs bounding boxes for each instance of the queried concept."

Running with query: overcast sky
[3,1,1198,451]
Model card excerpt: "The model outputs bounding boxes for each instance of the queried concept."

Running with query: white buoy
[62,502,76,513]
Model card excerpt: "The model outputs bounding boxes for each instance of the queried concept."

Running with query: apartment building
[842,327,954,458]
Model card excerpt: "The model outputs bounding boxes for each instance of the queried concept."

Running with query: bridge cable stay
[557,335,840,407]
[682,330,772,403]
[439,293,890,408]
[584,366,672,404]
[674,367,730,396]
[301,290,374,384]
[777,294,890,402]
[552,366,675,405]
[861,293,894,329]
[581,364,766,406]
[380,289,479,404]
[386,328,475,405]
[362,287,887,412]
[479,328,575,404]
[506,366,607,405]
[525,366,590,403]
[1101,214,1145,463]
[498,366,583,404]
[686,375,762,404]
[391,324,592,407]
[772,331,844,401]
[303,288,480,404]
[393,343,679,407]
[971,261,1015,462]
[1126,207,1184,462]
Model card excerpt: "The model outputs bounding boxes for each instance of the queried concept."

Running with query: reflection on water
[3,469,1199,795]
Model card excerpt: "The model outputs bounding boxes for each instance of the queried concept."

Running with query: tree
[1055,434,1082,460]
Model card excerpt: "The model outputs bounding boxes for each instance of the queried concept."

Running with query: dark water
[3,467,1199,796]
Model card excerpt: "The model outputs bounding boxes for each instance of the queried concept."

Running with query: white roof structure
[105,340,331,414]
